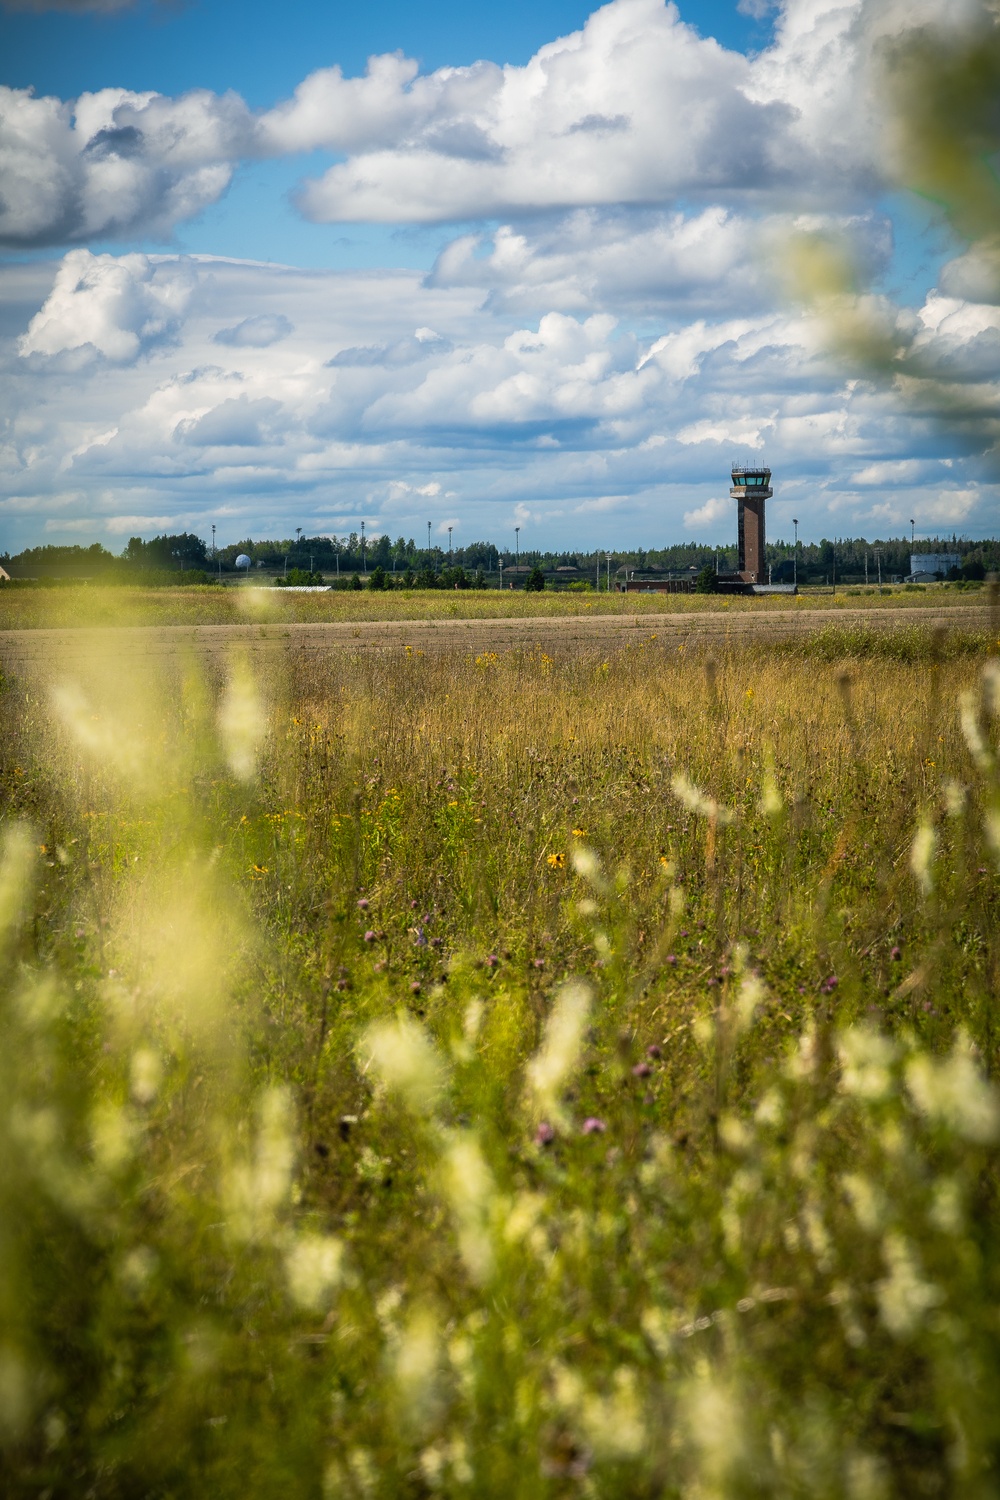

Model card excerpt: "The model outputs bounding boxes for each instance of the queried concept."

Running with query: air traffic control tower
[730,463,771,584]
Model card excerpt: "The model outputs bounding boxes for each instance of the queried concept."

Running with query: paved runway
[0,604,992,674]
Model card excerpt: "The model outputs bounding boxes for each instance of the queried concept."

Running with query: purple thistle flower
[647,1044,662,1059]
[632,1062,652,1078]
[582,1117,606,1135]
[890,945,902,961]
[533,958,545,969]
[364,930,376,943]
[666,954,677,966]
[357,898,370,911]
[410,980,422,994]
[485,954,499,968]
[535,1122,556,1146]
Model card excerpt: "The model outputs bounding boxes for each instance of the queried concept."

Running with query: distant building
[730,464,771,583]
[621,578,695,593]
[910,553,960,579]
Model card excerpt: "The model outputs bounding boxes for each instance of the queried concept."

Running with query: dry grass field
[0,580,990,634]
[0,584,995,680]
[1,604,1000,1496]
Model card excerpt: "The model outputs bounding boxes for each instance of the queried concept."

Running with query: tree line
[3,531,998,584]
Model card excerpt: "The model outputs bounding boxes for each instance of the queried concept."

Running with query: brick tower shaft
[730,465,772,584]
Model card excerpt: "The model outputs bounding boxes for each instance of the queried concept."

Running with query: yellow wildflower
[547,852,566,870]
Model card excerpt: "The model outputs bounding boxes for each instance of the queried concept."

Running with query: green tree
[695,565,717,594]
[275,568,324,587]
[525,564,546,592]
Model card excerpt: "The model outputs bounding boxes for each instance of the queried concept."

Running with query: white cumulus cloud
[0,0,961,248]
[18,249,195,364]
[683,495,731,529]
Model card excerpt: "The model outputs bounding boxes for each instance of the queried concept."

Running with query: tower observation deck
[730,464,771,584]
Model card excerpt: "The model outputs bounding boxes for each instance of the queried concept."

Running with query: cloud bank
[2,246,996,548]
[0,0,945,247]
[2,0,997,551]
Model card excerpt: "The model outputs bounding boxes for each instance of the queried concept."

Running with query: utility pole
[499,557,503,591]
[876,548,882,588]
[448,525,453,563]
[361,520,366,577]
[792,518,798,589]
[515,526,520,581]
[427,520,431,559]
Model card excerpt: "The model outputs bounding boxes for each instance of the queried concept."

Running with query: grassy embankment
[1,623,1000,1496]
[0,580,988,631]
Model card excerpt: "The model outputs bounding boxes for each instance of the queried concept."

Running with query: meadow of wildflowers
[1,617,999,1497]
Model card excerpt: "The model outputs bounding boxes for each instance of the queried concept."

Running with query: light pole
[427,520,431,558]
[448,525,453,563]
[792,518,798,588]
[876,548,882,588]
[361,519,366,577]
[515,525,520,582]
[335,540,340,582]
[499,557,504,591]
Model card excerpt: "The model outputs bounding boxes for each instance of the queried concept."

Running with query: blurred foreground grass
[2,627,1000,1497]
[0,581,984,632]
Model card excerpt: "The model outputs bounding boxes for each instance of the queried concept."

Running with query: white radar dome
[235,554,252,570]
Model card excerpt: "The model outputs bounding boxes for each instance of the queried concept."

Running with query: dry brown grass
[0,579,988,632]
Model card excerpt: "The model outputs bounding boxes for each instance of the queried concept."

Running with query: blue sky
[1,0,996,554]
[1,0,772,269]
